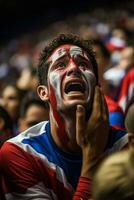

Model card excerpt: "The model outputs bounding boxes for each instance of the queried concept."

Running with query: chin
[70,97,88,105]
[60,100,88,112]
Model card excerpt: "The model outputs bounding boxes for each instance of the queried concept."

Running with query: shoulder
[6,121,49,144]
[0,121,50,165]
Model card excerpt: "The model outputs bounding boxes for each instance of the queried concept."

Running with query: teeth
[65,82,85,94]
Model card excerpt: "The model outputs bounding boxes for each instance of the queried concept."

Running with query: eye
[57,62,66,68]
[78,62,87,68]
[51,61,67,71]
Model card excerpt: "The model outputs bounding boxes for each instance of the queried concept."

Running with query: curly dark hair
[37,33,98,85]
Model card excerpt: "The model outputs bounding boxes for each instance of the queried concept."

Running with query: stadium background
[0,0,133,44]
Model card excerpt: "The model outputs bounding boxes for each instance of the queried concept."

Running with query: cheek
[84,70,96,86]
[83,70,96,98]
[49,71,61,92]
[49,85,58,109]
[48,71,65,105]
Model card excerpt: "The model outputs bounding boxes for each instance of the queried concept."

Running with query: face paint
[49,70,64,111]
[49,45,90,66]
[70,46,89,61]
[47,66,69,146]
[47,44,96,143]
[48,45,96,107]
[50,48,67,65]
[83,69,96,102]
[49,84,69,148]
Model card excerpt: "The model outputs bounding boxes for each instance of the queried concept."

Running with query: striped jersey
[0,121,128,199]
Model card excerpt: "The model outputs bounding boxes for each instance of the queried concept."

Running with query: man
[0,84,26,135]
[0,34,128,199]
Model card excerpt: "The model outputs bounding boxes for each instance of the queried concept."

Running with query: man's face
[47,44,96,113]
[1,86,20,120]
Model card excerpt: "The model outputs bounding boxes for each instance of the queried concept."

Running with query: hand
[76,86,109,165]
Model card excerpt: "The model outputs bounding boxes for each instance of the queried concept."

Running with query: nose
[67,61,80,76]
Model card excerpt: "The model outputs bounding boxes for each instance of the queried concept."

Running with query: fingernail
[77,105,83,111]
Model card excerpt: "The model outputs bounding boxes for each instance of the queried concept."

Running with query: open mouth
[65,82,85,94]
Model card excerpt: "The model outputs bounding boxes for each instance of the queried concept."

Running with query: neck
[50,107,81,154]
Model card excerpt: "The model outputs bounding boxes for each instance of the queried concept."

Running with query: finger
[76,104,86,133]
[92,86,102,115]
[101,92,109,120]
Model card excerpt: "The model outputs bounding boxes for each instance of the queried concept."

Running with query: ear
[37,85,49,102]
[128,133,134,148]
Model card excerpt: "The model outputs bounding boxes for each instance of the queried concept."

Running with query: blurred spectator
[0,84,26,135]
[106,27,127,65]
[93,149,134,200]
[92,38,111,96]
[92,39,125,129]
[19,95,49,132]
[106,28,127,51]
[0,49,20,90]
[119,46,134,71]
[0,105,13,148]
[104,46,134,101]
[17,67,39,92]
[9,37,33,72]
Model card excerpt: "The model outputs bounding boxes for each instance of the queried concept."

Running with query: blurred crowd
[0,6,134,145]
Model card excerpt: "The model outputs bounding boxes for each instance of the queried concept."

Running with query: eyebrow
[73,54,90,63]
[49,49,67,63]
[51,54,69,64]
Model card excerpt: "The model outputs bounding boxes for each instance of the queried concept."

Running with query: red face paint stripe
[49,85,69,148]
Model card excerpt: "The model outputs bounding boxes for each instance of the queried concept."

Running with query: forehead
[48,44,89,62]
[3,86,17,96]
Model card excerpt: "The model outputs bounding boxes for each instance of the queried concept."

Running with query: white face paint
[70,46,89,60]
[49,71,62,108]
[47,44,96,112]
[83,69,96,102]
[50,45,89,65]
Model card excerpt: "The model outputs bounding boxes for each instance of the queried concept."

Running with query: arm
[73,86,110,200]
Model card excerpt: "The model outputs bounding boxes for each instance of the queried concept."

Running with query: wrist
[73,176,92,200]
[81,148,93,178]
[81,147,104,178]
